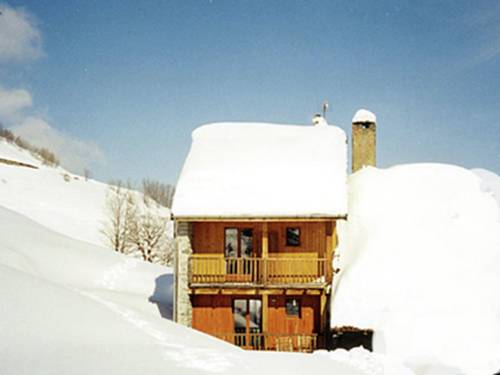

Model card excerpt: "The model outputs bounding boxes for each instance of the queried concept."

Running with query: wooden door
[225,228,254,281]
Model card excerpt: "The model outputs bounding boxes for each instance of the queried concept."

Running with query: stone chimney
[352,109,376,173]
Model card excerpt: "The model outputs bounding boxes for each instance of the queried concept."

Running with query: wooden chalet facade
[183,219,339,351]
[172,120,349,352]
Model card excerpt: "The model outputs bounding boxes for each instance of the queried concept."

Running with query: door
[233,298,262,349]
[225,228,254,279]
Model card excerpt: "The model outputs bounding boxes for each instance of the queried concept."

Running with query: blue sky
[1,0,500,183]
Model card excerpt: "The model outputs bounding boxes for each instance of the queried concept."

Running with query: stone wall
[174,221,193,326]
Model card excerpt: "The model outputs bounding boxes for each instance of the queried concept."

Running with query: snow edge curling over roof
[172,122,348,219]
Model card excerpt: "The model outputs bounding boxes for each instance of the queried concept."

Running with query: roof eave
[171,214,348,222]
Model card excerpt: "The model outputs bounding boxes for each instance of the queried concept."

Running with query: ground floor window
[285,298,301,317]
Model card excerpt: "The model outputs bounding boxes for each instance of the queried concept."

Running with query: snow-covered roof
[172,122,348,219]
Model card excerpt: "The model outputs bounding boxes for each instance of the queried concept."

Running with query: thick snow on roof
[331,164,500,375]
[173,122,348,218]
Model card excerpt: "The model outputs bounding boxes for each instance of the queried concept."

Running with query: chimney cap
[352,109,376,124]
[312,113,328,126]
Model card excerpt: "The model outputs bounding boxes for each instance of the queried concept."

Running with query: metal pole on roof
[322,100,329,119]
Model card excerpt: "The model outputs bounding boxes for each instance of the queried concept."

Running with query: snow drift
[0,206,381,375]
[332,163,500,375]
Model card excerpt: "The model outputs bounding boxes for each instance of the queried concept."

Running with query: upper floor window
[286,227,300,246]
[225,228,253,257]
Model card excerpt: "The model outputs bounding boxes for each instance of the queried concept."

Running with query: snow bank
[0,205,173,317]
[315,348,414,375]
[331,164,500,375]
[0,207,379,375]
[173,122,348,218]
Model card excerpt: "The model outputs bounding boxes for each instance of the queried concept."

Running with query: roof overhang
[172,214,348,222]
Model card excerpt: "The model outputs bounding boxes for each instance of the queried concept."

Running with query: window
[285,298,300,317]
[233,300,262,334]
[286,227,300,246]
[225,228,238,257]
[224,228,254,257]
[240,228,253,257]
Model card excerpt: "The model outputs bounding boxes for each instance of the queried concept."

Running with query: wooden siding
[268,295,320,335]
[192,295,233,335]
[191,221,334,256]
[192,295,320,335]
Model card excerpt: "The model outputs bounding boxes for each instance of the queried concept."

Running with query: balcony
[213,332,319,352]
[188,256,331,287]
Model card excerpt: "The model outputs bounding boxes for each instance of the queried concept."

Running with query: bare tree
[102,181,173,265]
[128,197,172,263]
[101,180,136,254]
[142,179,175,208]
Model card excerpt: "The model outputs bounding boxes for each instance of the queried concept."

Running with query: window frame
[224,227,254,257]
[285,227,301,247]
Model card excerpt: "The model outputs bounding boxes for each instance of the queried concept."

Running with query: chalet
[172,111,376,352]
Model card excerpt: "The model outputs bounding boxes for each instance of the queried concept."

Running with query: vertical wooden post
[262,222,269,257]
[262,293,268,349]
[320,292,328,348]
[261,222,269,349]
[262,222,268,284]
[325,221,334,282]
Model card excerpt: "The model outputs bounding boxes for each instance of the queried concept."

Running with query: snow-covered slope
[0,139,170,248]
[0,139,111,246]
[0,138,43,167]
[0,205,378,375]
[472,168,500,219]
[331,164,500,375]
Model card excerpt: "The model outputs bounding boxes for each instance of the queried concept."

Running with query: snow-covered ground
[332,163,500,375]
[0,139,114,246]
[0,206,381,375]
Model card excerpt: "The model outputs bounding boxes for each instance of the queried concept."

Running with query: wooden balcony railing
[213,332,319,352]
[188,256,330,286]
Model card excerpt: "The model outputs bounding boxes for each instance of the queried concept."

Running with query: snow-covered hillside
[331,164,500,375]
[0,139,112,246]
[0,139,170,248]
